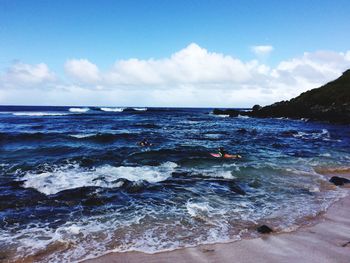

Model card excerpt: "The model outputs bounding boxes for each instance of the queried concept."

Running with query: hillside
[251,69,350,123]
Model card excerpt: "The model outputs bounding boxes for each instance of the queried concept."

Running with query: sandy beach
[85,177,350,263]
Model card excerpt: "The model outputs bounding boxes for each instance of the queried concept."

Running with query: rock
[257,225,273,234]
[212,109,227,115]
[329,176,350,186]
[252,104,262,112]
[248,69,350,124]
[236,128,247,133]
[212,108,240,117]
[281,130,298,137]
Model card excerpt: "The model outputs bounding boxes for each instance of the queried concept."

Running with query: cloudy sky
[1,0,350,107]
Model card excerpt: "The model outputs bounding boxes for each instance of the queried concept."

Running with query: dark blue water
[0,106,349,262]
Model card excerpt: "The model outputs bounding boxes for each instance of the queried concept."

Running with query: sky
[0,0,350,107]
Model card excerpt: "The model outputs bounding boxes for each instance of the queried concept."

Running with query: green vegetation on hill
[213,69,350,124]
[252,69,350,123]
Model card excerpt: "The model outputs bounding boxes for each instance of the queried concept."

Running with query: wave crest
[69,107,90,113]
[100,107,124,112]
[21,162,177,195]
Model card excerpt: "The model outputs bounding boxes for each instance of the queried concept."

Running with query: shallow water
[0,106,349,262]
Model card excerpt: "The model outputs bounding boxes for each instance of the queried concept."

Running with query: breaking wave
[68,107,90,113]
[133,107,147,111]
[100,107,124,112]
[21,162,177,195]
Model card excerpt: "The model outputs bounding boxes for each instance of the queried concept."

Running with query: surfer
[218,147,226,157]
[211,147,242,159]
[138,138,152,147]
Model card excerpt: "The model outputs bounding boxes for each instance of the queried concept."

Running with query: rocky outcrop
[250,69,350,124]
[329,176,350,186]
[213,69,350,124]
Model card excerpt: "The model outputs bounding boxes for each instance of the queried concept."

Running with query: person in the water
[218,147,227,157]
[139,138,152,147]
[217,147,242,158]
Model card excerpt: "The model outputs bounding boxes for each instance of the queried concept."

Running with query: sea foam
[21,162,177,195]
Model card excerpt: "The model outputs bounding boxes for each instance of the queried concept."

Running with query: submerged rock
[329,176,350,186]
[257,225,273,234]
[228,182,246,195]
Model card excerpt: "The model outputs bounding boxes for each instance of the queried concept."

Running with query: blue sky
[0,0,350,107]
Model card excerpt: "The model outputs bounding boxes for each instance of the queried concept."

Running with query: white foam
[293,129,330,140]
[237,114,250,119]
[212,114,230,118]
[21,162,177,195]
[5,165,348,263]
[206,170,235,179]
[186,202,212,218]
[190,167,236,179]
[12,112,67,116]
[69,107,90,113]
[100,107,124,112]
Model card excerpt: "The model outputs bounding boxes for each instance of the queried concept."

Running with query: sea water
[0,106,349,262]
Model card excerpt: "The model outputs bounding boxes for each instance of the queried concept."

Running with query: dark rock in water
[228,182,246,195]
[329,176,350,186]
[281,130,298,137]
[257,225,273,234]
[171,171,191,178]
[236,128,247,134]
[212,108,241,117]
[52,186,97,200]
[272,143,286,148]
[247,69,350,124]
[79,157,95,167]
[127,181,149,193]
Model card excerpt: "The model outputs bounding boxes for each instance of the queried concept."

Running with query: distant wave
[237,114,250,119]
[12,112,68,116]
[69,132,138,142]
[100,107,124,112]
[69,107,90,113]
[69,133,97,139]
[133,107,147,111]
[212,114,230,118]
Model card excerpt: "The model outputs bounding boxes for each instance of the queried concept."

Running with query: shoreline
[84,179,350,263]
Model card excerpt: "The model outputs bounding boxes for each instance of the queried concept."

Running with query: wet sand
[84,174,350,263]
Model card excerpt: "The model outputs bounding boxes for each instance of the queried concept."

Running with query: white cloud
[102,43,253,87]
[251,45,274,57]
[0,62,56,89]
[64,59,100,83]
[1,44,350,107]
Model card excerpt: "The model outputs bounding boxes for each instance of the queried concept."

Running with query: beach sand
[84,174,350,263]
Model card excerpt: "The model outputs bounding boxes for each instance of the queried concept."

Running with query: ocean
[0,105,349,262]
